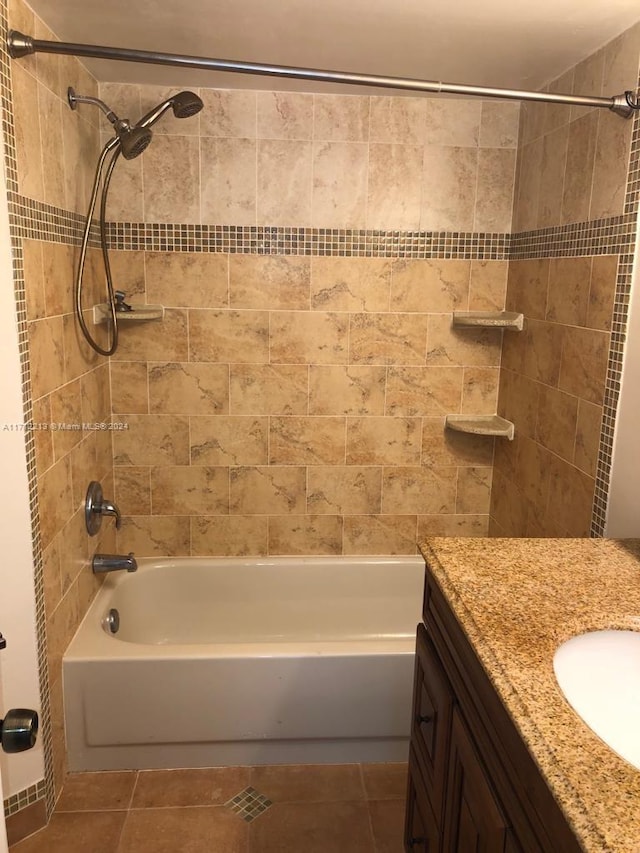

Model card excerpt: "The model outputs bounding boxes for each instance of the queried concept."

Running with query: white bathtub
[63,556,425,771]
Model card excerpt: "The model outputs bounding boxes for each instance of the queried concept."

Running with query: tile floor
[10,762,408,852]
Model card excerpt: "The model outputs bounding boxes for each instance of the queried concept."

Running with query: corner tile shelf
[452,311,524,331]
[93,304,164,324]
[445,414,515,440]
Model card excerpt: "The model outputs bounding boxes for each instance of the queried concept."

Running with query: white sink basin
[553,630,640,771]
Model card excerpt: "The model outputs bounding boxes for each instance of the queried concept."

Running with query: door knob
[0,708,39,753]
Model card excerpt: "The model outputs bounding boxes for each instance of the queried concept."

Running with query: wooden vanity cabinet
[404,567,583,853]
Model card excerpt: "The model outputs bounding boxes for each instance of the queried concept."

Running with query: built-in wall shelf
[452,311,524,331]
[445,414,515,440]
[93,304,164,324]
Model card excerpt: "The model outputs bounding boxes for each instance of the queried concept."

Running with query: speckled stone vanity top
[418,537,640,853]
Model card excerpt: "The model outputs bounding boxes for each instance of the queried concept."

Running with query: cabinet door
[404,747,440,853]
[443,709,513,853]
[411,624,454,821]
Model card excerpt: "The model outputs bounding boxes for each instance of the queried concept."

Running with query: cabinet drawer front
[412,623,454,821]
[405,747,441,853]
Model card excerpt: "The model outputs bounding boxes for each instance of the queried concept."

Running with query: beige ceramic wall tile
[369,96,425,144]
[57,508,90,594]
[312,141,368,228]
[33,18,62,98]
[546,455,595,537]
[148,362,229,415]
[38,83,66,209]
[535,385,579,461]
[32,395,54,476]
[116,516,191,557]
[515,436,553,511]
[561,112,598,225]
[313,95,370,142]
[23,238,45,321]
[98,82,142,126]
[367,144,423,230]
[199,89,257,138]
[424,98,481,147]
[421,418,495,467]
[309,365,386,415]
[110,309,189,362]
[498,369,540,437]
[350,313,428,365]
[191,516,269,557]
[587,255,617,331]
[602,22,640,98]
[468,261,508,311]
[68,433,98,507]
[520,319,564,386]
[37,456,73,549]
[151,466,229,515]
[42,537,62,617]
[270,311,348,364]
[537,125,569,228]
[310,257,391,312]
[545,257,592,326]
[190,416,268,465]
[461,367,500,415]
[110,362,149,414]
[385,366,463,417]
[114,467,151,515]
[81,363,111,424]
[346,416,421,465]
[229,364,308,415]
[145,252,229,308]
[543,70,575,136]
[456,467,492,514]
[558,326,609,404]
[479,101,520,148]
[142,135,200,222]
[29,316,65,398]
[229,466,306,515]
[417,514,489,538]
[268,516,343,555]
[112,414,190,466]
[269,416,346,465]
[505,258,549,320]
[590,110,632,220]
[49,380,83,459]
[489,469,528,536]
[382,467,457,514]
[257,140,312,225]
[230,255,310,310]
[390,259,470,313]
[12,64,45,201]
[420,146,477,231]
[474,148,516,232]
[342,515,418,555]
[512,139,542,233]
[571,49,604,122]
[47,584,80,687]
[200,137,257,225]
[306,466,382,515]
[574,400,603,478]
[426,316,502,367]
[189,309,269,363]
[257,92,313,139]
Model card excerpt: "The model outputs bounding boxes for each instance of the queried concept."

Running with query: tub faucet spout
[92,553,137,574]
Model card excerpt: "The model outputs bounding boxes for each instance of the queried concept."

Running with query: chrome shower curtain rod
[7,29,639,118]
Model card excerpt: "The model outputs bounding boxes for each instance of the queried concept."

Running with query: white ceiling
[20,0,640,96]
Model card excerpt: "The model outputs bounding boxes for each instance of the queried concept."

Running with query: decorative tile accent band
[3,780,46,818]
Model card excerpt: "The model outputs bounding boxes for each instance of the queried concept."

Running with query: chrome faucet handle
[85,481,122,535]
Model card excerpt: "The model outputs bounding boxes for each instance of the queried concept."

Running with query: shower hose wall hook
[85,481,122,535]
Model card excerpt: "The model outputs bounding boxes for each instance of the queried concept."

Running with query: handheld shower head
[117,125,152,160]
[135,90,204,130]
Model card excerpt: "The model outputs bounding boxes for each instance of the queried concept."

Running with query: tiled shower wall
[103,85,520,556]
[491,22,640,537]
[5,0,116,813]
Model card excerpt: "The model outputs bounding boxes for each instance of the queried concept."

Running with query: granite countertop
[419,536,640,853]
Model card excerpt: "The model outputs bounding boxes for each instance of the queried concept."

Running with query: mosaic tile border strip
[3,779,46,819]
[510,213,638,259]
[225,787,273,822]
[0,0,54,820]
[591,77,640,538]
